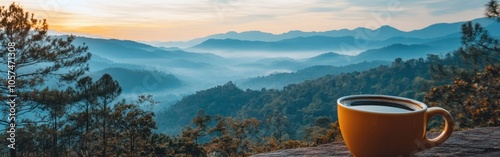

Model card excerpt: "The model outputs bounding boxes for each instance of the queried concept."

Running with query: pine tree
[266,110,289,145]
[0,3,90,156]
[73,76,95,156]
[35,87,77,156]
[93,74,122,157]
[108,96,157,156]
[486,0,500,21]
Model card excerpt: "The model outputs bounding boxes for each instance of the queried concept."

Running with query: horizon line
[49,16,488,43]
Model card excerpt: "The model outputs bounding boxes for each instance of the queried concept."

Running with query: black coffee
[346,100,416,113]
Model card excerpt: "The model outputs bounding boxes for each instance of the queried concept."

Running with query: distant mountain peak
[287,30,304,33]
[314,52,343,58]
[323,51,342,56]
[377,25,400,31]
[282,30,307,35]
[307,52,345,62]
[353,27,369,31]
[243,30,267,33]
[225,31,238,34]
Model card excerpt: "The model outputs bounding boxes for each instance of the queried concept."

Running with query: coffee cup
[337,95,454,157]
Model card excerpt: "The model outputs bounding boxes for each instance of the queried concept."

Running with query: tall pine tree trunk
[53,115,58,157]
[85,102,90,157]
[102,102,107,157]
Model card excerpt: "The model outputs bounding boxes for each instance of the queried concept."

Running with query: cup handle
[424,107,454,147]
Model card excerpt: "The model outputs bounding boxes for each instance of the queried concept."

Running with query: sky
[0,0,489,41]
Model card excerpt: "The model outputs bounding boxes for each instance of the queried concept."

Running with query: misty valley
[66,17,496,113]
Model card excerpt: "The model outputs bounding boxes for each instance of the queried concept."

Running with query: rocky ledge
[251,127,500,157]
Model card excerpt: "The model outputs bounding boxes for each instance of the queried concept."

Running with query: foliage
[426,65,500,128]
[157,110,343,156]
[486,0,500,21]
[304,120,342,145]
[206,116,261,156]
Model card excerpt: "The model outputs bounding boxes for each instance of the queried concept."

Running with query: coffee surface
[343,100,417,113]
[350,105,412,113]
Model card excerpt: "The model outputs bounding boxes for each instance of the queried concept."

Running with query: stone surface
[251,127,500,157]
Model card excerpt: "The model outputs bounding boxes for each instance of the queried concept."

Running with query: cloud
[318,0,485,16]
[419,0,486,16]
[307,7,345,13]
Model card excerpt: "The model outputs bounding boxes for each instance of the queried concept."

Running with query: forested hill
[157,54,457,137]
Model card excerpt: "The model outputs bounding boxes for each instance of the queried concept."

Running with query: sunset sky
[1,0,488,41]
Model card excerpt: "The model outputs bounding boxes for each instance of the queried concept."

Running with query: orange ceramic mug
[337,95,454,157]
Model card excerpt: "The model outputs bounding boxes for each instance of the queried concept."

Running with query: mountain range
[148,17,499,50]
